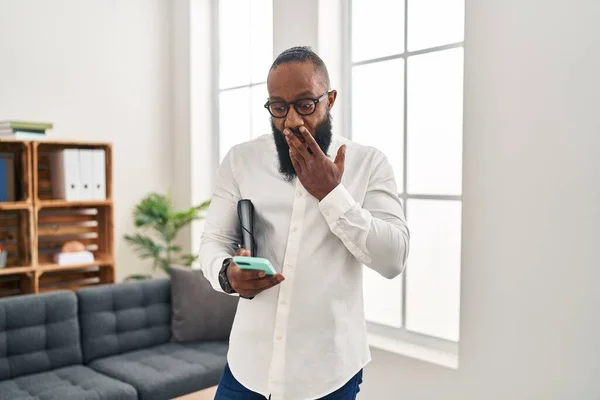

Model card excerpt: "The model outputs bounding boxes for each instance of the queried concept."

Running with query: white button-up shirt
[199,134,410,400]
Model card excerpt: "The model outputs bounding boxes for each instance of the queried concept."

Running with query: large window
[217,0,273,161]
[350,0,465,346]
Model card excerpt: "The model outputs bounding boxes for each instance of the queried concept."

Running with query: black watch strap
[219,257,255,300]
[218,258,236,294]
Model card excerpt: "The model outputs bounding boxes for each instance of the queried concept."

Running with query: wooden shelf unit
[0,138,115,297]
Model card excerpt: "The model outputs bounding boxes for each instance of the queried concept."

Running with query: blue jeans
[214,363,363,400]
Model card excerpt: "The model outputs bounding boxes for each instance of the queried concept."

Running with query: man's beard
[271,111,333,182]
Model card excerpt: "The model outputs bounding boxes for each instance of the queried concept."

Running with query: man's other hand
[227,248,285,298]
[285,126,346,201]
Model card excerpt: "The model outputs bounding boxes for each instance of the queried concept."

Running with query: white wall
[359,0,600,399]
[0,0,173,281]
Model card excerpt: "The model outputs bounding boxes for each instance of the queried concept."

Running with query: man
[199,46,410,400]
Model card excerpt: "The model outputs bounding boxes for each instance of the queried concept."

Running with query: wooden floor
[171,386,217,400]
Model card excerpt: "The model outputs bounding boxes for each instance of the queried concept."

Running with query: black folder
[237,199,257,256]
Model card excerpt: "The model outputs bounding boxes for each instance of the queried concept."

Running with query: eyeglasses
[264,91,330,118]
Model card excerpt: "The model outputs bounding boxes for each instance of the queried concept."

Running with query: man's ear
[328,89,338,109]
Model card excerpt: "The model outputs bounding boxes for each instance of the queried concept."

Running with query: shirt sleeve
[318,152,410,279]
[198,147,242,294]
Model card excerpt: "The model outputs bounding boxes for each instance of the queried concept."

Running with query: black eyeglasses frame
[263,91,330,118]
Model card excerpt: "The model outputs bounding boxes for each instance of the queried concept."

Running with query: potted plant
[123,192,210,280]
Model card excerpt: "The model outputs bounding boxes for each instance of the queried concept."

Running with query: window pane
[251,84,270,139]
[408,0,464,51]
[363,266,403,328]
[405,199,461,341]
[352,60,404,190]
[407,48,463,195]
[352,0,404,62]
[219,0,251,89]
[250,0,273,83]
[219,87,251,161]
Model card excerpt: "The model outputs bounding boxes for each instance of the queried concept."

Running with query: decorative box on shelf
[53,250,95,266]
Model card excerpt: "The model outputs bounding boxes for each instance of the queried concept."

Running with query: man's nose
[284,107,304,130]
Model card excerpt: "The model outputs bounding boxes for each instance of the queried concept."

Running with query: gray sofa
[0,271,237,400]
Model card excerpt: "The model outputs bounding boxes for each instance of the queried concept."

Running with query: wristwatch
[219,257,255,300]
[218,257,236,294]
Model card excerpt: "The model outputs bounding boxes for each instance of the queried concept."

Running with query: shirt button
[277,335,283,341]
[291,226,297,232]
[297,191,303,197]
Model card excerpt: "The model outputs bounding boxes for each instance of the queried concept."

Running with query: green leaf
[171,200,211,232]
[167,244,182,253]
[195,199,212,210]
[124,273,153,281]
[179,253,198,267]
[132,193,172,230]
[124,233,163,260]
[172,211,200,232]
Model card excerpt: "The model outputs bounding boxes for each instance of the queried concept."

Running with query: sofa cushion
[0,364,137,400]
[0,291,81,380]
[77,278,171,363]
[88,341,228,400]
[170,265,239,342]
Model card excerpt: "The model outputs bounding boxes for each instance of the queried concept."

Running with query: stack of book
[0,120,53,140]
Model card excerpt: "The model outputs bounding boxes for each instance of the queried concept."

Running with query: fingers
[334,144,346,171]
[237,268,267,280]
[289,147,303,175]
[235,248,251,257]
[284,129,312,160]
[298,127,324,157]
[236,274,284,291]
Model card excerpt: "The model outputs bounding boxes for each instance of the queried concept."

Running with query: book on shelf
[0,153,16,202]
[49,148,106,201]
[0,130,47,140]
[0,121,53,131]
[0,120,52,140]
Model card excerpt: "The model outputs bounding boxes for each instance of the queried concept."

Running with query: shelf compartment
[38,265,110,293]
[0,274,35,298]
[36,205,113,266]
[0,208,34,270]
[0,139,32,204]
[33,141,112,203]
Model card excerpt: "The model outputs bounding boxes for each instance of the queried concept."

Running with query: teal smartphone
[233,256,277,276]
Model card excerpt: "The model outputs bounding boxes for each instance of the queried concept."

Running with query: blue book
[0,158,7,202]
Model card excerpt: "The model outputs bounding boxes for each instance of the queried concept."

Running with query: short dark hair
[269,46,330,88]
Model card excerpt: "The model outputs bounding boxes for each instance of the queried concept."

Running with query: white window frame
[213,0,272,162]
[344,0,463,369]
